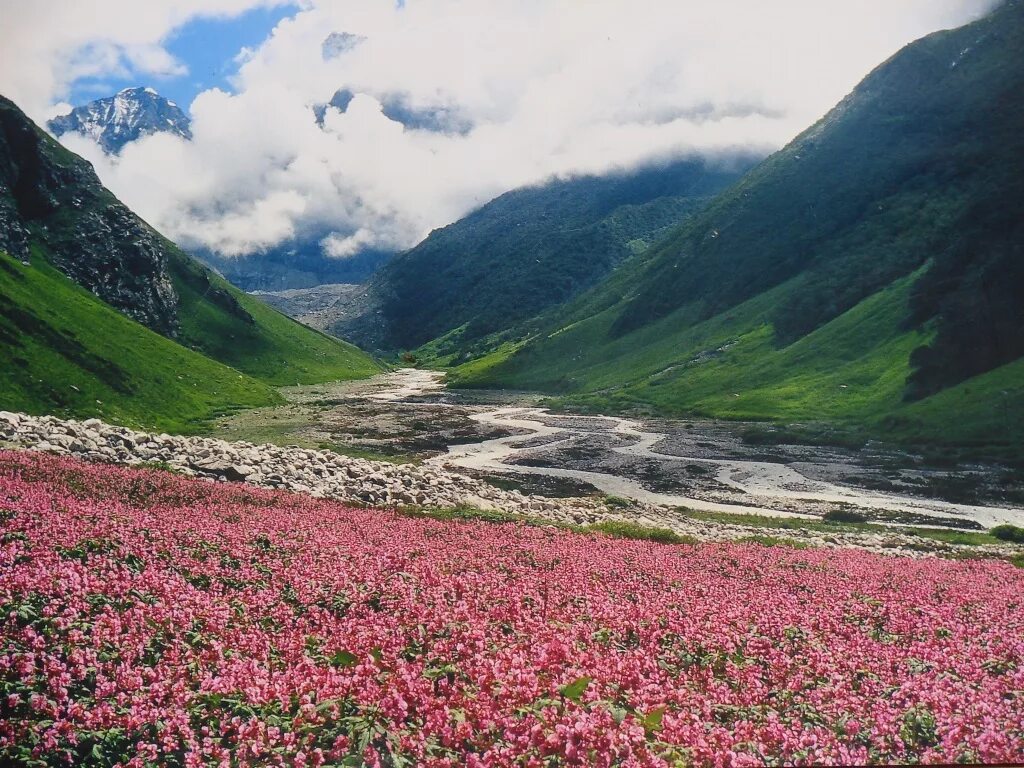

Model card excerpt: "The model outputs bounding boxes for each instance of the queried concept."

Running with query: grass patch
[675,507,1008,547]
[397,504,553,528]
[585,520,695,545]
[910,528,1003,547]
[317,443,421,465]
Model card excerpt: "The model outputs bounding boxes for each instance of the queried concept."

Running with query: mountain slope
[0,93,382,423]
[0,249,279,432]
[165,252,382,386]
[456,0,1024,453]
[196,241,392,292]
[47,87,191,154]
[2,96,180,335]
[341,156,756,353]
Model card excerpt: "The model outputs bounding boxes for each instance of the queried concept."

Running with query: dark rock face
[0,95,180,336]
[47,87,192,155]
[322,32,365,60]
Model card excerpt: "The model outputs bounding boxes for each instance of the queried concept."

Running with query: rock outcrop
[0,95,179,336]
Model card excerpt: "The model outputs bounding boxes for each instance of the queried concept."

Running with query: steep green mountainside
[0,94,382,395]
[359,156,756,352]
[0,249,279,432]
[456,1,1024,455]
[165,253,381,386]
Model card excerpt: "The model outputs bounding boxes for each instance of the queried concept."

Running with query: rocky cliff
[1,95,179,335]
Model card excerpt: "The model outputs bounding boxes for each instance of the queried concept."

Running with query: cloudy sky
[0,0,998,259]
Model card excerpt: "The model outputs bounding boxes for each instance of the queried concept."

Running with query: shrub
[822,508,868,524]
[990,524,1024,544]
[603,495,634,509]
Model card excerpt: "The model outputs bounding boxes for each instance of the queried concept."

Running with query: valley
[4,3,1024,763]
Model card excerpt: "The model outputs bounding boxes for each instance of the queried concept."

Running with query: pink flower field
[1,451,1022,767]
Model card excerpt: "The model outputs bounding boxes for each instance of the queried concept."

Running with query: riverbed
[217,368,1024,530]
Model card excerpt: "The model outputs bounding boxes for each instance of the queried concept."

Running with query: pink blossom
[0,450,1022,766]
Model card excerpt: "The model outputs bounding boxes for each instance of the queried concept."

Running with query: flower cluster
[1,451,1022,766]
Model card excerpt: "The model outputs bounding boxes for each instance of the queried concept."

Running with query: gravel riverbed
[2,410,1022,559]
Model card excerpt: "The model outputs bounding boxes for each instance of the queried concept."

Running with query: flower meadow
[1,452,1022,767]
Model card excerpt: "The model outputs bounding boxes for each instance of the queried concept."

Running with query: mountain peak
[47,87,192,154]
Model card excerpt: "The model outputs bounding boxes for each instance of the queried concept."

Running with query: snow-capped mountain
[47,87,192,154]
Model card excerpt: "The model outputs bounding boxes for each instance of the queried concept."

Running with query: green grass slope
[456,271,1024,456]
[0,250,280,432]
[453,1,1024,456]
[0,93,383,396]
[166,253,382,386]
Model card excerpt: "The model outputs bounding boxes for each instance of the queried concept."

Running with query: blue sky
[68,4,298,111]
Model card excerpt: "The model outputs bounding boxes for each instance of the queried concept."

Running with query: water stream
[377,369,1022,528]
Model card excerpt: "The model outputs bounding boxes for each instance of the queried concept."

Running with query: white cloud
[0,0,998,260]
[323,228,385,259]
[0,0,289,119]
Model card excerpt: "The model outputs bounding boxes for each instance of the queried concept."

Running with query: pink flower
[0,450,1022,767]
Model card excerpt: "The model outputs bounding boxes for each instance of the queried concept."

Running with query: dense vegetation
[364,156,755,351]
[451,1,1024,456]
[0,94,382,428]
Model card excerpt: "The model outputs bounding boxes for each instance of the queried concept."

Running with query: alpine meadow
[1,2,1023,766]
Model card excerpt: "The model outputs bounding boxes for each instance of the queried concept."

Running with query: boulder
[189,458,254,482]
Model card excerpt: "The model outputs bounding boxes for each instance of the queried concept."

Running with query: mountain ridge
[47,87,191,154]
[444,0,1024,455]
[0,93,382,429]
[334,155,759,354]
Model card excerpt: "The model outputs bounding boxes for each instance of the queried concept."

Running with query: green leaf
[559,676,592,703]
[330,649,359,668]
[642,705,667,733]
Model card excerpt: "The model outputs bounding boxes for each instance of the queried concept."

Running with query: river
[353,369,1023,529]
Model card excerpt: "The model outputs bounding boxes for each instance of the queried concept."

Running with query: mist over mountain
[197,241,393,292]
[7,2,990,289]
[339,155,759,353]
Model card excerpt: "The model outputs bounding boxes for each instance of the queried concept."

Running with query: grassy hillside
[0,250,280,432]
[0,94,383,392]
[364,156,756,352]
[452,1,1024,457]
[455,270,1024,457]
[166,252,382,386]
